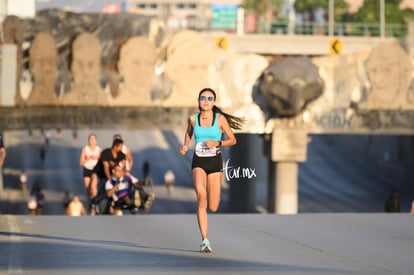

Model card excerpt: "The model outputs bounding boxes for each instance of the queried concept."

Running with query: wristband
[218,141,222,147]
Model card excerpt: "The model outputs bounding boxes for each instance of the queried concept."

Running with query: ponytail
[213,106,244,130]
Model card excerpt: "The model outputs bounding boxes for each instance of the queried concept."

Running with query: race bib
[195,142,217,157]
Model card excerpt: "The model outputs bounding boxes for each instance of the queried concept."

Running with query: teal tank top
[194,113,222,143]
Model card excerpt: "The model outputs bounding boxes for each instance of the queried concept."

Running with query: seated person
[66,194,87,216]
[105,164,137,215]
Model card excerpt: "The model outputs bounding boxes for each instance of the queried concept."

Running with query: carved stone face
[2,15,24,44]
[163,30,212,106]
[27,31,58,105]
[364,42,413,109]
[257,58,324,117]
[118,37,155,100]
[71,33,101,84]
[30,32,58,84]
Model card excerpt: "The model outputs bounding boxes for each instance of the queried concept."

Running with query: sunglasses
[199,95,214,102]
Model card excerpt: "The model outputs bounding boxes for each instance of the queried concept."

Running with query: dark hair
[113,133,122,139]
[198,88,244,130]
[112,138,124,148]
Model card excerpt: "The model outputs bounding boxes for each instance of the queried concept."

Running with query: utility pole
[288,0,296,35]
[380,0,385,38]
[329,0,334,36]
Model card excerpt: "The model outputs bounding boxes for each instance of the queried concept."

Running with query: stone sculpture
[363,42,414,110]
[63,33,108,105]
[214,50,269,133]
[113,36,156,105]
[26,32,58,105]
[256,57,324,117]
[163,30,214,106]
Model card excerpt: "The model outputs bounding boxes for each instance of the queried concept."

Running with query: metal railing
[264,21,408,37]
[182,17,408,37]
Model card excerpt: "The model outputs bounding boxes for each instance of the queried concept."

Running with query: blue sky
[36,0,127,12]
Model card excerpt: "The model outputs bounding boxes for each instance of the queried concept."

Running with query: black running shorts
[83,168,94,178]
[192,153,223,175]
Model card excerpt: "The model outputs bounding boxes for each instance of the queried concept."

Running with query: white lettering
[223,159,257,181]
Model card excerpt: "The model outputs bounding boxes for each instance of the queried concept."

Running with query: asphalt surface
[1,213,413,275]
[1,129,413,274]
[0,129,200,215]
[1,129,414,215]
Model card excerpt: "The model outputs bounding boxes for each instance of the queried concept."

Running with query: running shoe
[200,238,212,253]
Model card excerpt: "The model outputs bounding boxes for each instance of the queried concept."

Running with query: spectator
[385,191,401,213]
[62,190,71,213]
[105,164,137,216]
[0,132,6,167]
[40,145,46,163]
[66,194,87,216]
[0,132,6,189]
[19,169,27,193]
[28,182,45,215]
[27,194,37,215]
[164,169,175,193]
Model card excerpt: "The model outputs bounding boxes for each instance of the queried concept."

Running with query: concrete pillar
[267,161,299,214]
[0,44,17,106]
[269,129,308,214]
[275,162,298,214]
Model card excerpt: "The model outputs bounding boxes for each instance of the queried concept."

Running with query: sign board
[211,3,238,30]
[329,38,342,55]
[103,4,121,14]
[215,36,228,49]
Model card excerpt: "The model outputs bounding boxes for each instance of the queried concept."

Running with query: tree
[352,0,404,23]
[243,0,287,33]
[294,0,349,21]
[350,0,409,36]
[243,0,285,19]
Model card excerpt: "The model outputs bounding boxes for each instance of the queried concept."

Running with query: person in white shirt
[79,133,102,204]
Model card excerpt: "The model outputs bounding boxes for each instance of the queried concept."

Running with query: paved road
[1,213,412,275]
[1,130,413,215]
[1,129,202,215]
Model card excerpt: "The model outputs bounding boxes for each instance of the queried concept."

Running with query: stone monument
[256,57,324,118]
[26,32,58,105]
[163,30,214,106]
[113,36,156,105]
[363,42,414,110]
[63,33,109,105]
